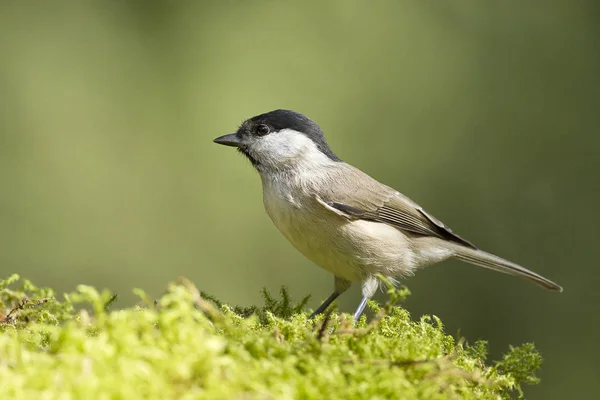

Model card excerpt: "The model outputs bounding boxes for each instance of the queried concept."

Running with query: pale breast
[261,176,418,282]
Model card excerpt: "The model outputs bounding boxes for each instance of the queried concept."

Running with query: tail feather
[452,246,563,292]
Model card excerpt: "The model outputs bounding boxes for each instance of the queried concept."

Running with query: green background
[1,1,598,398]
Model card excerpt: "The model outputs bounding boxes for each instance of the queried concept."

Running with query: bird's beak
[213,133,242,147]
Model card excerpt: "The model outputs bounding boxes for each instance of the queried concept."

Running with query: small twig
[342,358,437,368]
[103,294,118,312]
[316,309,333,342]
[425,362,490,387]
[5,298,28,321]
[273,326,284,343]
[1,297,52,324]
[367,308,386,329]
[176,277,221,321]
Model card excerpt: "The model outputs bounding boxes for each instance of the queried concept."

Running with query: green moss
[0,275,543,399]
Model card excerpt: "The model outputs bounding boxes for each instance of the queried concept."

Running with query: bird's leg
[309,276,351,318]
[353,275,379,321]
[309,292,340,318]
[353,297,369,321]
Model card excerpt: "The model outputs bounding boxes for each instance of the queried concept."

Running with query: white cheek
[259,129,311,158]
[252,129,333,168]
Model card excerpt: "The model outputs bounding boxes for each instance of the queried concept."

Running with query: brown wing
[316,164,477,249]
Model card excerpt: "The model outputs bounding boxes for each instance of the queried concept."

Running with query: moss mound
[0,274,542,399]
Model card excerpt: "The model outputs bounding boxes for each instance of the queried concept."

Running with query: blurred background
[1,1,598,398]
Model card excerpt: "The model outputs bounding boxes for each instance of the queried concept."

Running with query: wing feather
[316,164,476,249]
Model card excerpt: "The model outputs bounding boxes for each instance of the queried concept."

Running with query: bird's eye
[256,124,270,136]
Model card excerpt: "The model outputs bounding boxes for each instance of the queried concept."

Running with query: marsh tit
[214,109,562,320]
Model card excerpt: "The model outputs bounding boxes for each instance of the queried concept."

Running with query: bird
[213,109,562,320]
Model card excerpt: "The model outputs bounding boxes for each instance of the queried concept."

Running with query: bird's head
[214,109,340,172]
